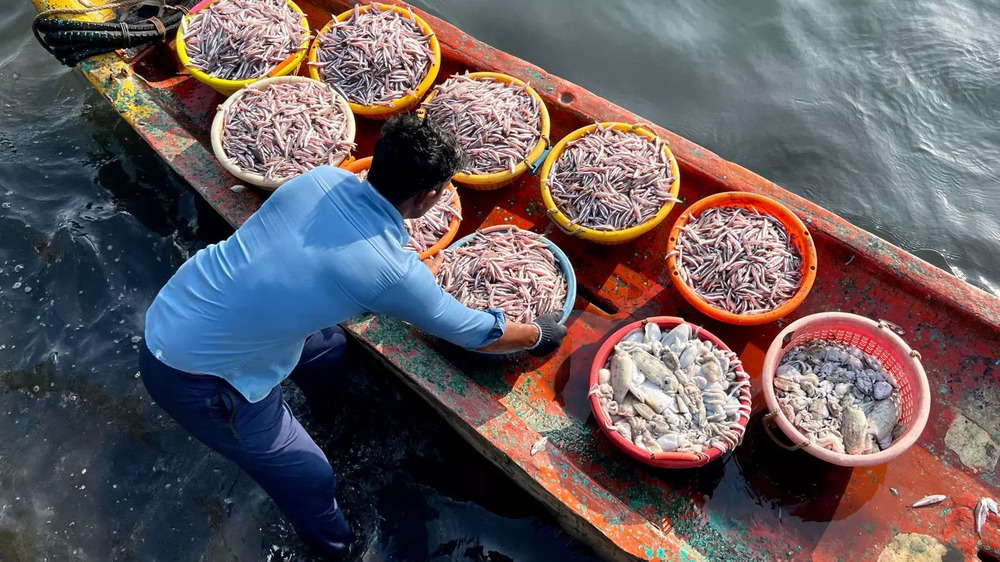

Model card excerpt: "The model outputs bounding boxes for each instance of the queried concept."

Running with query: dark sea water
[0,0,997,560]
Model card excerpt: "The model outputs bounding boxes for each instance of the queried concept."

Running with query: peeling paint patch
[944,413,999,471]
[959,377,1000,437]
[876,533,946,561]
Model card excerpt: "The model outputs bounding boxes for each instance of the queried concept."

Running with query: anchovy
[183,0,307,81]
[435,228,568,324]
[422,73,542,176]
[310,6,433,106]
[910,494,946,508]
[222,81,353,182]
[547,123,676,231]
[976,497,999,536]
[673,206,803,315]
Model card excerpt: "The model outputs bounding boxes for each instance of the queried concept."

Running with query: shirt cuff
[477,308,506,348]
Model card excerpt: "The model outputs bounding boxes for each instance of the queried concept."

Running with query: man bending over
[139,115,567,557]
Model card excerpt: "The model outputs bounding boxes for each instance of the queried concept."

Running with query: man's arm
[370,258,564,354]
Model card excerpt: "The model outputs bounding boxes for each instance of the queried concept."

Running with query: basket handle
[547,208,584,237]
[528,134,553,175]
[630,122,668,146]
[763,412,808,451]
[876,318,905,335]
[877,318,923,359]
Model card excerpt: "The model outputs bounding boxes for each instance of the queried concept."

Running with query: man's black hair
[367,114,463,205]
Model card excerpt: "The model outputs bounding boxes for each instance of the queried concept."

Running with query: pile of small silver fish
[547,124,677,231]
[182,0,307,80]
[775,340,902,455]
[436,228,567,323]
[222,81,353,181]
[311,6,434,106]
[422,74,542,175]
[404,189,461,253]
[672,207,803,314]
[592,323,750,455]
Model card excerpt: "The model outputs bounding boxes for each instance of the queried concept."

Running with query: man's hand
[422,252,445,276]
[529,312,567,356]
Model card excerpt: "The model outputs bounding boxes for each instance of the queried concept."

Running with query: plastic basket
[588,316,752,468]
[761,312,930,467]
[176,0,311,96]
[307,3,441,119]
[445,225,576,325]
[538,122,681,245]
[418,72,551,191]
[210,76,355,190]
[665,191,817,325]
[341,157,461,260]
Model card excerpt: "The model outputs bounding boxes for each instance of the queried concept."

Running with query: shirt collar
[359,178,408,244]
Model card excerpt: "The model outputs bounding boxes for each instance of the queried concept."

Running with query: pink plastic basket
[761,312,930,467]
[589,316,752,468]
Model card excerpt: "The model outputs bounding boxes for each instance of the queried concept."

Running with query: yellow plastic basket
[419,71,551,190]
[307,3,441,119]
[539,122,681,245]
[175,0,311,97]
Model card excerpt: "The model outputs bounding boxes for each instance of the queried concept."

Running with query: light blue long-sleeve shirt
[144,166,505,402]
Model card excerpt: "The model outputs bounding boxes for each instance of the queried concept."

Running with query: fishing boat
[33,0,1000,560]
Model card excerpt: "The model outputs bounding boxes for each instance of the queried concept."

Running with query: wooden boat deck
[44,0,1000,559]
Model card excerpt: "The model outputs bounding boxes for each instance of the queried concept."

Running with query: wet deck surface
[64,0,1000,559]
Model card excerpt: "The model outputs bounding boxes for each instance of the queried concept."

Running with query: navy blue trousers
[140,327,353,557]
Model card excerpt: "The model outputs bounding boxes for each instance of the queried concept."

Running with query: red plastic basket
[761,312,930,467]
[588,316,752,468]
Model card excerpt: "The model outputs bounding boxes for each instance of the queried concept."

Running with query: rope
[33,0,191,58]
[148,16,165,37]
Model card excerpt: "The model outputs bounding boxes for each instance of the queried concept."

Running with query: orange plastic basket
[666,191,817,325]
[588,316,752,468]
[340,157,461,259]
[761,312,930,467]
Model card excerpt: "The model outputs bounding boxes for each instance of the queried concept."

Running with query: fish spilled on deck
[775,340,903,455]
[222,81,353,181]
[422,73,542,176]
[547,123,677,231]
[182,0,307,81]
[435,228,567,324]
[592,322,751,455]
[671,206,803,314]
[311,5,434,106]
